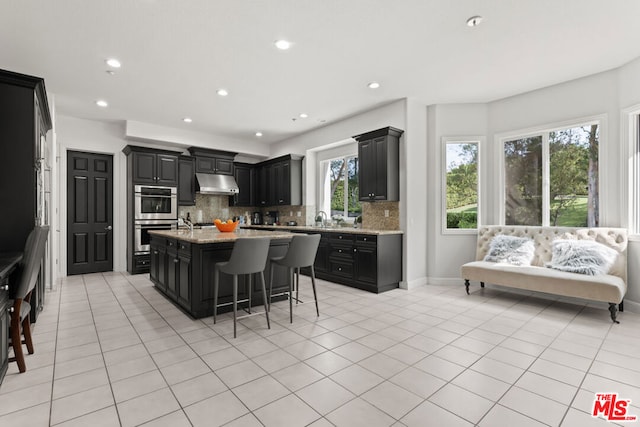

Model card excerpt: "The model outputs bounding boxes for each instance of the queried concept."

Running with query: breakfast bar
[148,228,293,319]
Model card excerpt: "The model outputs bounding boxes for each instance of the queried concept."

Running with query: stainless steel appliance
[134,185,177,220]
[134,220,177,253]
[252,212,262,225]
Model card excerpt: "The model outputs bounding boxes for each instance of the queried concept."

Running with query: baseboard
[426,277,465,286]
[622,299,640,314]
[400,276,428,290]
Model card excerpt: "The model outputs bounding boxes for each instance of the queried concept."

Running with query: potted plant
[355,215,362,228]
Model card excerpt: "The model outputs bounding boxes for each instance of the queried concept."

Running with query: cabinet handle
[154,251,159,255]
[339,236,342,239]
[338,249,342,253]
[363,237,367,241]
[174,258,179,263]
[354,248,357,252]
[338,267,342,271]
[1,284,8,291]
[8,307,14,313]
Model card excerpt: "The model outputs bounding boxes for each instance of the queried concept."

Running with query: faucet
[183,217,193,232]
[316,211,327,228]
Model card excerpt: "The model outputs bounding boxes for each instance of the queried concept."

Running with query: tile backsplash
[179,194,399,230]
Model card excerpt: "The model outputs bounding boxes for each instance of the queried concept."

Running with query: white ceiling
[2,0,640,144]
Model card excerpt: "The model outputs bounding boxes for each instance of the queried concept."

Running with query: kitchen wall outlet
[297,211,301,217]
[290,211,293,217]
[384,210,389,217]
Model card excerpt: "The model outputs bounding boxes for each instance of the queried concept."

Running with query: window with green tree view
[503,122,599,227]
[445,140,479,230]
[323,156,361,220]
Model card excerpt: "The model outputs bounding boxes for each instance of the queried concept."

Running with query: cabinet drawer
[330,233,355,243]
[330,244,353,259]
[356,235,377,244]
[329,259,354,279]
[134,254,150,268]
[177,241,191,255]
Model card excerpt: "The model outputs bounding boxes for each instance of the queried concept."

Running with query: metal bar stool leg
[213,266,219,324]
[268,262,275,311]
[259,271,271,329]
[289,267,294,323]
[248,273,252,314]
[310,265,319,317]
[295,267,300,304]
[232,274,238,338]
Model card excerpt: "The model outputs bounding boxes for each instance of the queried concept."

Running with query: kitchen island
[148,228,293,319]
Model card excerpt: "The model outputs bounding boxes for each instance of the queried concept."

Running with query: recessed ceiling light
[466,15,483,27]
[368,82,380,89]
[96,100,108,107]
[255,132,263,137]
[217,89,229,97]
[106,58,121,68]
[299,113,308,118]
[183,117,193,123]
[275,39,291,50]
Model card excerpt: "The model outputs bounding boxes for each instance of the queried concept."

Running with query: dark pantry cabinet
[230,163,256,207]
[355,126,403,201]
[255,155,302,206]
[0,69,52,323]
[178,156,196,206]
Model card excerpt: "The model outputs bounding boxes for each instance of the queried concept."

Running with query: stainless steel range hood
[195,173,239,195]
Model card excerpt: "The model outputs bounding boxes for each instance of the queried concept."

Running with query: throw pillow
[484,235,535,266]
[546,239,618,275]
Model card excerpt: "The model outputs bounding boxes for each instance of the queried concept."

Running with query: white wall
[426,103,488,283]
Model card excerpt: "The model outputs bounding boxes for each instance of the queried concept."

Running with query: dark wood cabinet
[178,156,195,205]
[149,236,291,318]
[230,163,255,207]
[188,147,236,176]
[256,164,270,206]
[313,231,401,293]
[0,70,52,325]
[124,146,179,186]
[355,127,403,201]
[254,155,302,206]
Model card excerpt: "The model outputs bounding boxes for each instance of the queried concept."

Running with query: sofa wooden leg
[608,303,620,324]
[480,282,485,288]
[619,300,624,312]
[464,279,470,295]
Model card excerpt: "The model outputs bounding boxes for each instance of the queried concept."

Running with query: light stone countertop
[242,225,403,235]
[148,228,294,244]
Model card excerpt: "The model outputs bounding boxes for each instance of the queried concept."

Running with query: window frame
[623,104,640,235]
[441,136,482,234]
[496,115,605,227]
[316,142,360,223]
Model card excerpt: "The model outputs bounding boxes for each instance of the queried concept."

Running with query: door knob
[105,225,113,231]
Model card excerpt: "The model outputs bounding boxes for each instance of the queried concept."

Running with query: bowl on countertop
[215,220,240,232]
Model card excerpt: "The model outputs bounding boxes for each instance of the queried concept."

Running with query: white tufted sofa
[461,226,627,322]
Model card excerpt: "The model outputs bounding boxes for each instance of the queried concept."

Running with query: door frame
[60,146,124,277]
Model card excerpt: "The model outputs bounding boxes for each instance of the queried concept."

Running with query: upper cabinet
[230,163,255,207]
[258,155,302,206]
[178,156,195,206]
[123,146,179,186]
[354,126,403,201]
[187,147,235,176]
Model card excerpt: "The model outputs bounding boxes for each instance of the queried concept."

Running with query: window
[320,156,361,221]
[444,138,479,231]
[502,122,600,227]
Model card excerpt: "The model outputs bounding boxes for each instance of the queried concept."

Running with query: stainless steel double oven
[134,185,177,253]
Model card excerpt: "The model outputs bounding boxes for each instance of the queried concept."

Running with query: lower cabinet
[247,228,403,293]
[314,232,401,293]
[149,236,291,318]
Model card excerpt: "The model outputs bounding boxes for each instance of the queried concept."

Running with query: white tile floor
[1,272,640,426]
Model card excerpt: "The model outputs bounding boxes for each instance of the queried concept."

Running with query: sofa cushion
[483,235,535,266]
[546,239,618,276]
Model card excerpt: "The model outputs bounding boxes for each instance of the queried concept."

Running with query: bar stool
[268,234,321,323]
[213,237,271,338]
